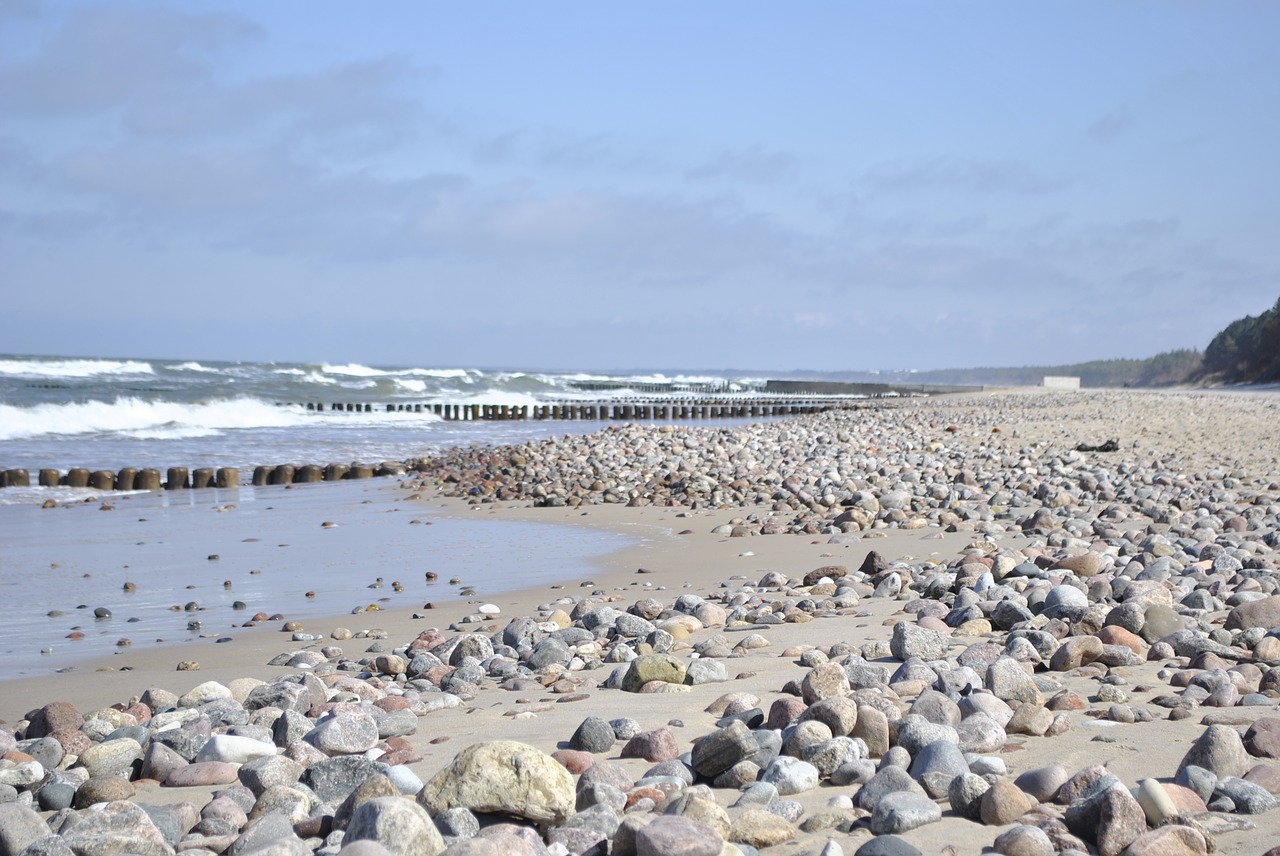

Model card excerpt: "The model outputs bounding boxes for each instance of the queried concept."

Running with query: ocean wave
[320,362,387,377]
[169,361,218,373]
[394,378,427,393]
[0,358,154,379]
[0,397,310,441]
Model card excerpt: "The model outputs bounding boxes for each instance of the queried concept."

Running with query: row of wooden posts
[306,398,853,421]
[0,397,869,492]
[0,461,410,491]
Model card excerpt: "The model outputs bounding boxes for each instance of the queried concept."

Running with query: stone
[730,808,797,847]
[1014,766,1068,803]
[853,837,922,856]
[77,738,143,779]
[1225,596,1280,632]
[890,622,950,661]
[991,824,1054,856]
[801,662,851,703]
[856,765,927,811]
[690,720,758,779]
[1120,825,1209,856]
[620,728,680,763]
[759,757,820,796]
[306,713,379,755]
[237,755,303,797]
[1178,724,1251,779]
[1065,778,1146,856]
[165,761,239,787]
[633,815,723,856]
[0,802,47,856]
[1214,776,1279,813]
[418,740,574,824]
[1245,717,1280,759]
[73,776,134,808]
[301,756,386,803]
[622,654,686,692]
[345,796,445,856]
[1049,636,1104,671]
[869,790,942,834]
[986,658,1043,706]
[980,777,1034,826]
[58,800,173,856]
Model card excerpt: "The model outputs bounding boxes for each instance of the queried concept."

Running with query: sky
[2,1,1278,372]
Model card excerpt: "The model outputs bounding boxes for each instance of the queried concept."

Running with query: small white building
[1042,376,1081,390]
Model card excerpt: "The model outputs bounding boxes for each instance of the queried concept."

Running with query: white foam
[169,361,218,373]
[0,358,154,378]
[321,362,386,377]
[394,378,427,393]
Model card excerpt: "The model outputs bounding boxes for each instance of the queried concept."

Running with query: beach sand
[3,388,1280,855]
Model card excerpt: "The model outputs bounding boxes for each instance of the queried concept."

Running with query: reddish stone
[26,701,83,738]
[373,696,410,712]
[551,749,595,774]
[1096,626,1144,654]
[625,787,667,809]
[620,727,680,762]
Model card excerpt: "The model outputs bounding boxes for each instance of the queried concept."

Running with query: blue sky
[2,1,1277,370]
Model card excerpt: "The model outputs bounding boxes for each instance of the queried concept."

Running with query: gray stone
[1178,724,1251,779]
[856,765,927,811]
[345,796,445,856]
[869,790,942,834]
[690,720,757,779]
[58,801,173,856]
[0,802,47,856]
[890,623,950,661]
[633,815,723,856]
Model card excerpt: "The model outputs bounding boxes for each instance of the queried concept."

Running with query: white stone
[196,734,277,764]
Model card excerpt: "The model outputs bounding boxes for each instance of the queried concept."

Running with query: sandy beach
[4,388,1280,856]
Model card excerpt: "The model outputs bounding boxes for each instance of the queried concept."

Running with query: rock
[58,800,173,856]
[620,728,680,763]
[690,720,758,779]
[73,776,134,808]
[301,756,386,803]
[307,713,379,755]
[77,738,143,779]
[633,815,723,856]
[1120,825,1209,856]
[1065,778,1146,856]
[853,837,922,856]
[1245,718,1280,759]
[345,796,445,856]
[948,772,991,821]
[1226,596,1280,632]
[729,808,797,847]
[992,824,1054,856]
[890,622,950,661]
[986,659,1043,706]
[801,662,851,703]
[759,757,820,796]
[856,765,927,811]
[980,777,1035,826]
[1178,724,1251,779]
[418,740,574,823]
[1214,776,1279,813]
[869,790,942,834]
[0,802,47,856]
[165,761,239,787]
[622,654,686,692]
[195,734,276,764]
[238,755,304,797]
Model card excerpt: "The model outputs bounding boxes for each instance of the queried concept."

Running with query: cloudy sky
[2,1,1277,371]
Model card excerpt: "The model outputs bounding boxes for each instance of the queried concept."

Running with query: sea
[0,353,774,500]
[0,354,775,676]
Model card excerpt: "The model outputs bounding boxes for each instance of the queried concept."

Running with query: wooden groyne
[0,386,978,493]
[0,461,414,491]
[295,395,905,421]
